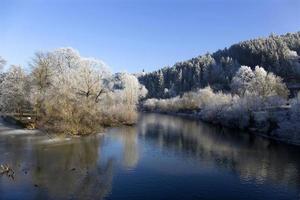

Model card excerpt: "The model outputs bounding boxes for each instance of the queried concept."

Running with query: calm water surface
[0,113,300,200]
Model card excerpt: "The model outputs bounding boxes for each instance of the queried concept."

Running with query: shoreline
[2,111,300,146]
[0,115,135,136]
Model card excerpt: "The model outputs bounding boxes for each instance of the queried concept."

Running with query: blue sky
[1,0,300,73]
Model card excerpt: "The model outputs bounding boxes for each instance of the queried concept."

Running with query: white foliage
[0,65,29,112]
[27,47,147,133]
[231,65,255,96]
[275,93,300,141]
[31,48,111,104]
[231,65,289,98]
[286,49,298,58]
[143,84,288,130]
[111,73,147,106]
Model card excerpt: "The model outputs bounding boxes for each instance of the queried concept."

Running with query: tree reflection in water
[107,126,139,169]
[0,125,114,200]
[30,135,113,200]
[138,113,300,188]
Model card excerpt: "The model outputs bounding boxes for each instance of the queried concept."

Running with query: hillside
[139,32,300,98]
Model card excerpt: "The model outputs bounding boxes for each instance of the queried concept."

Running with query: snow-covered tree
[71,58,110,101]
[0,57,6,71]
[100,73,148,124]
[0,65,30,114]
[248,66,289,98]
[113,73,147,105]
[231,66,289,99]
[30,48,112,134]
[231,66,255,96]
[29,48,146,134]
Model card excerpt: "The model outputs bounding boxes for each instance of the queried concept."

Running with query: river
[0,113,300,200]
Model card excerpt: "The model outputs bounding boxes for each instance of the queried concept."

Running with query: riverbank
[0,114,136,136]
[142,107,300,146]
[2,109,299,146]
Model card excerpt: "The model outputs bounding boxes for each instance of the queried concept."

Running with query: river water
[0,113,300,200]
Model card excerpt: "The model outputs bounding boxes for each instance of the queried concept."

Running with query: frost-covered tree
[30,51,55,118]
[0,57,6,71]
[72,58,110,101]
[0,57,6,89]
[113,73,147,105]
[231,66,255,96]
[0,65,30,115]
[29,48,145,134]
[231,66,289,99]
[101,73,147,124]
[248,66,289,98]
[30,48,111,134]
[30,48,109,104]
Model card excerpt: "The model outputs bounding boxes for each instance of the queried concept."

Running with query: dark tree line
[139,32,300,98]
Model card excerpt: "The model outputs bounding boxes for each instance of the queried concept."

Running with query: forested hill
[138,32,300,98]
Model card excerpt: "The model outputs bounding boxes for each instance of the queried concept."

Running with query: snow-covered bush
[142,98,158,111]
[143,89,202,112]
[142,83,288,130]
[198,86,234,122]
[221,96,251,129]
[275,93,300,143]
[198,87,288,129]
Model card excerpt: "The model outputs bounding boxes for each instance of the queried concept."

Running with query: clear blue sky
[1,0,300,73]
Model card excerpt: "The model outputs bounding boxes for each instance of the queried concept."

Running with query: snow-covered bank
[142,66,300,146]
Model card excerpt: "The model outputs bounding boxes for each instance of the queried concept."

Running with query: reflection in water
[138,114,300,188]
[121,127,139,169]
[108,126,139,169]
[0,115,300,200]
[30,135,113,200]
[0,119,113,200]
